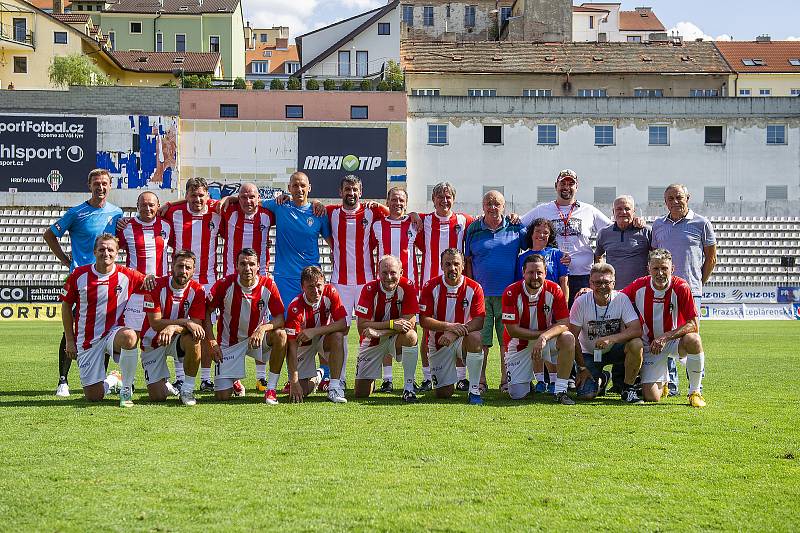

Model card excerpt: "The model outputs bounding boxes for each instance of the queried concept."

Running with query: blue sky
[242,0,799,41]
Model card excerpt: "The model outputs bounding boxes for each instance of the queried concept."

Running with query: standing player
[502,254,576,404]
[284,266,349,403]
[139,250,206,406]
[325,174,389,388]
[353,255,420,403]
[163,177,223,392]
[44,168,123,397]
[418,249,486,405]
[60,234,154,406]
[370,187,419,392]
[621,249,707,407]
[205,249,287,403]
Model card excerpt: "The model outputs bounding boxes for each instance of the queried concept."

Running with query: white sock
[382,365,393,381]
[456,366,467,381]
[329,378,341,390]
[340,337,349,383]
[181,375,196,394]
[256,363,267,380]
[555,377,569,394]
[401,346,418,392]
[686,353,705,394]
[267,372,280,390]
[119,348,138,390]
[174,359,185,381]
[534,372,545,383]
[465,351,483,395]
[201,367,211,381]
[423,366,431,380]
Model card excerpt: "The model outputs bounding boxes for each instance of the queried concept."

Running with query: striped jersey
[327,204,386,286]
[221,203,275,276]
[354,277,419,348]
[621,276,697,344]
[117,216,171,276]
[371,216,419,285]
[164,200,223,286]
[419,275,485,352]
[140,276,206,349]
[207,274,284,347]
[60,264,146,350]
[501,279,569,353]
[285,285,347,346]
[418,212,474,285]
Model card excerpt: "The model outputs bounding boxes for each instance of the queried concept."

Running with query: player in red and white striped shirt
[418,248,486,404]
[353,255,420,402]
[140,250,206,406]
[501,254,575,404]
[206,248,287,403]
[284,266,349,403]
[620,248,707,407]
[60,234,155,405]
[221,183,274,277]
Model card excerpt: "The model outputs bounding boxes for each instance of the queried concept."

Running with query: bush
[376,80,390,91]
[160,79,178,88]
[233,77,247,89]
[270,78,285,90]
[287,77,301,90]
[385,60,404,91]
[323,79,336,91]
[48,53,112,88]
[198,75,212,88]
[359,79,371,91]
[340,79,354,91]
[252,79,265,90]
[306,78,320,90]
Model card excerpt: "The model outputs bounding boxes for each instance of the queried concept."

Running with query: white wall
[300,10,375,67]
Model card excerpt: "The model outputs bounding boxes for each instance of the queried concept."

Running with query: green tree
[287,77,301,90]
[385,60,404,91]
[359,79,371,91]
[233,77,247,89]
[306,78,320,90]
[198,75,212,88]
[323,79,336,91]
[252,79,265,90]
[376,80,390,91]
[48,54,112,88]
[270,78,285,90]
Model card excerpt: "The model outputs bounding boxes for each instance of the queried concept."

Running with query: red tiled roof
[105,0,239,15]
[52,13,90,23]
[572,6,610,13]
[619,9,665,32]
[110,51,220,73]
[715,41,800,73]
[245,44,298,75]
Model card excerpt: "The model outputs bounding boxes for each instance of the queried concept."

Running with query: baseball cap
[556,169,578,183]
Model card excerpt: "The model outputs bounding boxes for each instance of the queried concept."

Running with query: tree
[48,54,112,88]
[270,78,285,90]
[252,79,265,90]
[306,78,320,90]
[376,80,390,91]
[340,79,354,91]
[323,79,336,91]
[385,60,404,91]
[233,77,247,89]
[359,79,371,91]
[287,77,301,90]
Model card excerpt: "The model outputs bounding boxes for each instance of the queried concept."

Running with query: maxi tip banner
[0,115,97,193]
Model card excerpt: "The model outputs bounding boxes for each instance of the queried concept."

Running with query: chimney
[756,34,771,42]
[53,0,64,14]
[635,6,653,15]
[276,37,288,50]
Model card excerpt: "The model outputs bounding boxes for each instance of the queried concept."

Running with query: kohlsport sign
[297,127,388,199]
[0,115,97,192]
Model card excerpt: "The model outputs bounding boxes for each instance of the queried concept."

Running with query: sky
[241,0,800,41]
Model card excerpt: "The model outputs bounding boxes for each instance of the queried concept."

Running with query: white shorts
[140,335,178,385]
[123,293,145,331]
[504,339,559,385]
[355,335,397,380]
[640,338,681,385]
[429,337,464,389]
[332,283,365,325]
[296,336,325,380]
[214,338,270,389]
[76,326,122,387]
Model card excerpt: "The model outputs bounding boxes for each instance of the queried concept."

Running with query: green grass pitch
[0,321,799,532]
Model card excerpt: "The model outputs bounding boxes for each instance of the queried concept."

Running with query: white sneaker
[106,371,122,394]
[55,382,70,397]
[310,368,323,393]
[179,390,197,406]
[164,381,179,397]
[327,387,347,404]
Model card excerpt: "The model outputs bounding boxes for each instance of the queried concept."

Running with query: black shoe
[598,370,611,397]
[199,380,214,392]
[622,388,645,404]
[455,379,469,391]
[402,389,419,403]
[416,379,432,392]
[554,391,576,405]
[172,379,184,391]
[378,379,394,393]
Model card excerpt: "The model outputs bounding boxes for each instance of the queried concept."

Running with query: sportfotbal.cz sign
[297,127,388,199]
[0,115,97,193]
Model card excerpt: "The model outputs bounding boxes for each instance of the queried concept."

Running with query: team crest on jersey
[259,224,267,231]
[407,229,414,238]
[361,218,369,227]
[115,285,123,293]
[183,300,191,311]
[306,218,314,226]
[462,298,469,308]
[208,221,216,230]
[543,304,551,313]
[257,300,265,311]
[454,224,462,233]
[159,230,167,238]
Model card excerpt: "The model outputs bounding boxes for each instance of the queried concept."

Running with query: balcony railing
[0,25,34,47]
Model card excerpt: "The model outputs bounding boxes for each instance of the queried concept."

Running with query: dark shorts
[577,343,626,397]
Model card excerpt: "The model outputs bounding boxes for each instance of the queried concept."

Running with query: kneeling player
[206,248,287,402]
[285,266,349,403]
[621,249,707,407]
[60,234,155,407]
[140,250,206,406]
[568,263,645,404]
[502,254,576,404]
[418,249,486,405]
[353,255,420,403]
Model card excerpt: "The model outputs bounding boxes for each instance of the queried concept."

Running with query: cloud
[338,0,381,8]
[787,36,800,41]
[668,21,733,42]
[243,0,319,37]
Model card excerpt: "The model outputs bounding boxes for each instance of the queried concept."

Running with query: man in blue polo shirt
[465,190,527,391]
[43,168,123,397]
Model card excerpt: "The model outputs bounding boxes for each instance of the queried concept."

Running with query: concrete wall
[506,0,571,42]
[0,86,180,115]
[402,1,510,42]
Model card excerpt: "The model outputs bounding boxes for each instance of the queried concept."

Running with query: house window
[423,6,434,26]
[594,125,614,146]
[523,89,551,97]
[428,124,447,145]
[412,89,440,95]
[705,126,724,145]
[739,88,751,96]
[648,186,666,203]
[285,62,300,75]
[594,187,616,205]
[260,33,268,42]
[129,21,142,34]
[634,89,663,97]
[176,34,186,52]
[704,187,726,204]
[378,22,390,35]
[690,89,719,97]
[155,32,163,51]
[209,36,220,53]
[464,5,476,27]
[285,105,303,119]
[589,16,594,29]
[500,6,512,25]
[537,124,558,145]
[402,4,413,26]
[766,186,789,201]
[468,89,496,96]
[791,89,800,96]
[789,59,800,66]
[578,89,607,97]
[54,31,68,44]
[483,125,502,144]
[356,51,368,77]
[108,31,115,50]
[649,125,669,146]
[627,35,642,43]
[338,50,350,76]
[760,89,771,96]
[767,125,786,145]
[742,58,765,66]
[351,106,368,119]
[13,56,26,73]
[219,104,238,118]
[13,18,26,42]
[251,61,270,74]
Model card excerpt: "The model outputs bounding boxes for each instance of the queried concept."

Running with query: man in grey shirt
[652,183,717,395]
[595,195,652,289]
